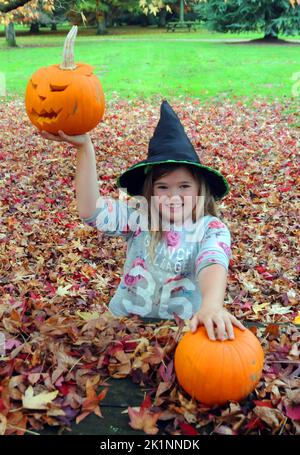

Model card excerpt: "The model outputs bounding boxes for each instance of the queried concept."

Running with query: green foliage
[193,0,300,37]
[67,0,141,27]
[72,0,140,15]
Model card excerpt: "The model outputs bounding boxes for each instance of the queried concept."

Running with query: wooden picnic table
[166,21,199,32]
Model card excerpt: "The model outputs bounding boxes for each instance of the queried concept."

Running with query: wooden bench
[166,21,199,32]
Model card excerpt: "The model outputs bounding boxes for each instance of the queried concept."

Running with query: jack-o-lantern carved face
[25,26,105,135]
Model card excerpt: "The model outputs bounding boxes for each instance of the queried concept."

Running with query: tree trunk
[263,33,278,41]
[51,23,57,31]
[140,13,149,27]
[5,22,17,47]
[158,8,167,28]
[96,13,108,35]
[106,9,114,28]
[30,22,40,33]
[95,0,108,35]
[264,7,279,40]
[179,0,185,22]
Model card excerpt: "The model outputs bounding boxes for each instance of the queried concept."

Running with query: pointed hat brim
[117,159,230,200]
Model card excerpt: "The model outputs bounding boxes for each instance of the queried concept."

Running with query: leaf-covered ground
[0,95,299,435]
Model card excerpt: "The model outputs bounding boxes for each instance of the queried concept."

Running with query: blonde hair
[141,162,219,265]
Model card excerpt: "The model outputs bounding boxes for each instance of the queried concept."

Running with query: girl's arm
[198,263,228,310]
[75,137,100,219]
[38,129,135,239]
[190,263,246,340]
[38,130,100,219]
[191,218,246,340]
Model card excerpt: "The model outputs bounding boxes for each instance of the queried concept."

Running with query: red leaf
[253,400,273,409]
[178,421,199,435]
[245,417,265,431]
[128,395,161,435]
[278,186,291,192]
[284,404,300,421]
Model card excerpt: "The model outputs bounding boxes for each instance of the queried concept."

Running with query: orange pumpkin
[174,326,264,406]
[25,26,105,135]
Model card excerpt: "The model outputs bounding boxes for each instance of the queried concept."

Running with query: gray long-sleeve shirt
[81,196,232,320]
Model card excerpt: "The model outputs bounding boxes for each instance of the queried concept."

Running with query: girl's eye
[157,185,191,189]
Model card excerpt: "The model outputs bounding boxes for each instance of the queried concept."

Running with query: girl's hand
[189,306,246,341]
[38,129,91,149]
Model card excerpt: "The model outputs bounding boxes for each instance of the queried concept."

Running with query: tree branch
[0,0,32,13]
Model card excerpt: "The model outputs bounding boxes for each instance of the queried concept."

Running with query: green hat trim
[116,160,230,201]
[144,164,153,174]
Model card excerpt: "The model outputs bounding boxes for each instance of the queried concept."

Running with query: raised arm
[38,129,100,219]
[38,128,136,239]
[75,136,100,219]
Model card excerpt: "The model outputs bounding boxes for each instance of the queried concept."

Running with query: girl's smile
[153,167,200,226]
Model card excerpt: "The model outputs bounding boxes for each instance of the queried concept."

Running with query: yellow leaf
[76,311,100,321]
[72,239,83,251]
[293,311,300,325]
[22,386,58,410]
[149,5,159,15]
[252,302,269,315]
[0,413,7,436]
[56,284,73,297]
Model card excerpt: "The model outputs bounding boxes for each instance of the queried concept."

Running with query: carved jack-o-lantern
[25,26,105,135]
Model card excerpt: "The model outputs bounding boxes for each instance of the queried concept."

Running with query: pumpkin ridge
[205,337,225,405]
[216,340,227,405]
[228,337,248,401]
[191,334,211,401]
[230,332,256,399]
[239,332,264,384]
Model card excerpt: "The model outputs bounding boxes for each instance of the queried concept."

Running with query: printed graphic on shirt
[144,233,194,274]
[121,263,196,320]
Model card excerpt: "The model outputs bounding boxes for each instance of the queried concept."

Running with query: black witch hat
[116,100,230,200]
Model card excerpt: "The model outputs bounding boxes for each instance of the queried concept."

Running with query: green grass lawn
[1,25,300,104]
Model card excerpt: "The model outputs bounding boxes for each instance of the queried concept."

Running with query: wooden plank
[37,319,297,435]
[39,378,146,435]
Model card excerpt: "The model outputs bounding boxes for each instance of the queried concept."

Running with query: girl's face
[152,167,200,226]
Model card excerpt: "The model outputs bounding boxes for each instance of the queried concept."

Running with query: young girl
[39,100,245,341]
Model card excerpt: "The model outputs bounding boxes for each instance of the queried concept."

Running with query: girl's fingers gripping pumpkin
[39,130,64,142]
[213,315,227,341]
[229,314,246,331]
[203,318,216,341]
[57,130,90,148]
[39,129,90,148]
[189,312,207,334]
[224,315,235,340]
[189,313,217,341]
[189,314,199,333]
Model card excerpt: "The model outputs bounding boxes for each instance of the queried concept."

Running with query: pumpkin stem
[60,25,77,70]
